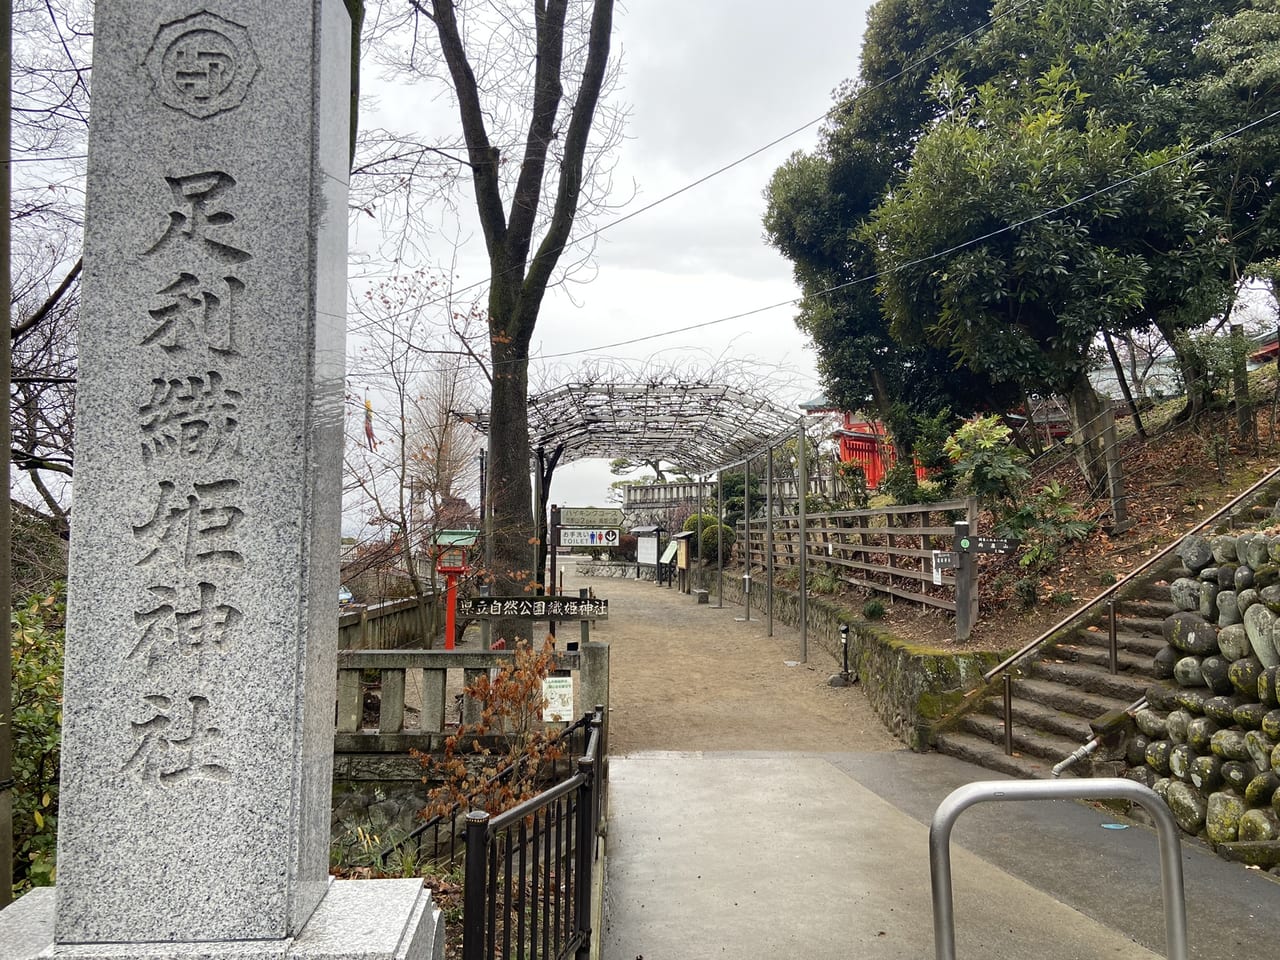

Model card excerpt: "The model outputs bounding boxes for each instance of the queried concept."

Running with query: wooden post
[954,521,975,641]
[1102,406,1131,533]
[1232,323,1254,443]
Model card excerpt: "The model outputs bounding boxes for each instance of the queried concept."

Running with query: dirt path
[562,570,902,755]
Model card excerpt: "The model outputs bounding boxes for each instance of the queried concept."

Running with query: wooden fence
[738,498,978,615]
[338,594,436,650]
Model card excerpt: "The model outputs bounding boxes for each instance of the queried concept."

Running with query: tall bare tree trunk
[427,0,615,631]
[1103,330,1146,439]
[488,331,533,584]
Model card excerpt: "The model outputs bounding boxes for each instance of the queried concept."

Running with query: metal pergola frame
[465,378,817,660]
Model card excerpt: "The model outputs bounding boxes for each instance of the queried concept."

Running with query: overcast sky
[357,1,875,515]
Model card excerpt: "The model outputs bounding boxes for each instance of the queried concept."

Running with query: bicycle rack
[929,778,1188,960]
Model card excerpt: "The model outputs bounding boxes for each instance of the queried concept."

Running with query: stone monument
[0,2,442,957]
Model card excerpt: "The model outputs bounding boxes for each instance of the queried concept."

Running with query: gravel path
[561,570,902,755]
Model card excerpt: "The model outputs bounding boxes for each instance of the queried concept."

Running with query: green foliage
[1015,576,1041,609]
[767,0,1276,442]
[683,513,734,564]
[762,0,1015,424]
[11,587,65,893]
[910,407,958,475]
[810,568,841,596]
[996,481,1095,571]
[835,461,870,509]
[862,599,886,620]
[943,415,1030,510]
[1173,329,1251,404]
[713,470,760,528]
[879,461,928,506]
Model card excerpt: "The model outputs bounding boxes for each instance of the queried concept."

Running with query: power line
[363,0,1038,322]
[536,107,1280,361]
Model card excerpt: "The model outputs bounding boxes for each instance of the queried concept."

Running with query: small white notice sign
[542,674,574,722]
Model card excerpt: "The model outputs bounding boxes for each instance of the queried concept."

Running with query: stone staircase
[933,585,1174,779]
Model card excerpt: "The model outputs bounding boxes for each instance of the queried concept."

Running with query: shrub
[996,481,1094,572]
[943,414,1030,511]
[417,638,566,821]
[878,460,927,505]
[1015,576,1040,609]
[683,513,734,564]
[11,587,65,893]
[862,599,886,620]
[835,461,870,509]
[810,568,840,595]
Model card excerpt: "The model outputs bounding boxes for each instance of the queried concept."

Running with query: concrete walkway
[576,572,1280,960]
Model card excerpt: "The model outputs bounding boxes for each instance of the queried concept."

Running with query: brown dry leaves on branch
[417,637,566,821]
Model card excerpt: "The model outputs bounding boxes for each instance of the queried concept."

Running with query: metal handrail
[930,778,1187,960]
[982,462,1280,684]
[463,708,605,960]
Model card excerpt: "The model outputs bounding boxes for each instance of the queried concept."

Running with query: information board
[542,675,574,722]
[560,506,624,527]
[638,536,658,566]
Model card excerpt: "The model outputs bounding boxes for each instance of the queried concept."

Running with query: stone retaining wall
[1129,530,1280,869]
[572,559,656,580]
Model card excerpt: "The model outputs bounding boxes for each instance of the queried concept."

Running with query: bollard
[930,779,1187,960]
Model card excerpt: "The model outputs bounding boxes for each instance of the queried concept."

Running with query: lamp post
[437,544,469,651]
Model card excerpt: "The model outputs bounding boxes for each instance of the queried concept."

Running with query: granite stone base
[0,881,443,960]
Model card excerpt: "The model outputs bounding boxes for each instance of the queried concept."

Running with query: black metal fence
[376,710,599,869]
[462,708,606,960]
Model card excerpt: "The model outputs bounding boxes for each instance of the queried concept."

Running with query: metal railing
[463,708,606,960]
[376,710,599,869]
[978,463,1280,756]
[929,778,1187,960]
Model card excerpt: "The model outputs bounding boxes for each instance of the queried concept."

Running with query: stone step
[1116,597,1175,619]
[1070,626,1164,657]
[1009,677,1135,721]
[955,712,1090,767]
[1078,613,1166,637]
[1026,659,1151,701]
[1049,642,1152,674]
[976,695,1093,742]
[1113,615,1167,636]
[933,729,1073,780]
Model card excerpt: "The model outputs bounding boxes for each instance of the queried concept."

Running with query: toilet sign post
[560,528,621,548]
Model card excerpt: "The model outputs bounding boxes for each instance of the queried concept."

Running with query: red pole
[445,573,458,650]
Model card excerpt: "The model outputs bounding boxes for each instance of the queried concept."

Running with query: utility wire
[363,0,1038,322]
[537,106,1280,361]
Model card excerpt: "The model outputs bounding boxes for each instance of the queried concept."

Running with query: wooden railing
[739,498,978,614]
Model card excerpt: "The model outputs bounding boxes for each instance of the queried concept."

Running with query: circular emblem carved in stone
[144,12,260,119]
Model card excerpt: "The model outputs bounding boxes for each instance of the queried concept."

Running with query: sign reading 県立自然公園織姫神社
[457,596,610,620]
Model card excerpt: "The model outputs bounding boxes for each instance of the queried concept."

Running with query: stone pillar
[0,2,441,958]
